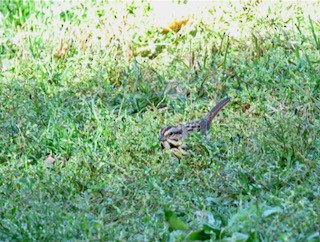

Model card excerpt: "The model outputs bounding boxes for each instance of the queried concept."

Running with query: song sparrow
[159,97,231,157]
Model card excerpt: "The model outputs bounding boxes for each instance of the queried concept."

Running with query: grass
[0,1,319,241]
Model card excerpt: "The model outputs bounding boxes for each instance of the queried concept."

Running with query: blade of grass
[308,15,320,51]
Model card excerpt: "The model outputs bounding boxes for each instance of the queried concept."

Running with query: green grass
[0,1,319,241]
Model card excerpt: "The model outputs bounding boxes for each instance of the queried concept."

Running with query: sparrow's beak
[158,134,165,141]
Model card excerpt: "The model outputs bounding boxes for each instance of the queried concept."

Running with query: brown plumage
[159,97,231,157]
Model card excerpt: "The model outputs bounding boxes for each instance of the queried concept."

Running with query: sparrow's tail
[207,97,231,122]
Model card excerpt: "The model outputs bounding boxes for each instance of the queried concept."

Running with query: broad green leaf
[164,210,189,231]
[203,223,223,238]
[187,229,211,241]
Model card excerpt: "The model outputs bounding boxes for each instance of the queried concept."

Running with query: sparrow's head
[159,126,183,142]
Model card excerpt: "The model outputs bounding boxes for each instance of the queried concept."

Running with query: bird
[159,97,231,157]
